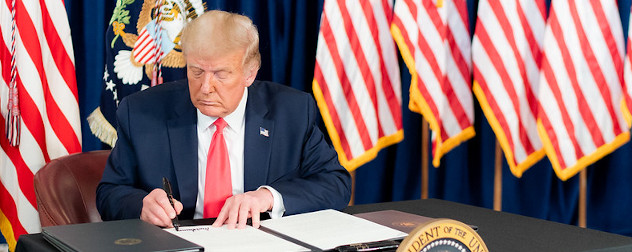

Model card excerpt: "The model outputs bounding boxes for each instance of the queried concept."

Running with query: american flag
[538,0,629,181]
[623,5,632,125]
[313,0,403,171]
[472,0,546,177]
[391,0,475,167]
[132,25,165,65]
[0,0,81,250]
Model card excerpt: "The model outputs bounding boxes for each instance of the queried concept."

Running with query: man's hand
[141,188,183,227]
[212,188,274,229]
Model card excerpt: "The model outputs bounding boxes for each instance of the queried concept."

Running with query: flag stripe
[15,0,61,154]
[624,6,632,125]
[394,3,443,130]
[316,30,367,158]
[472,0,546,175]
[538,0,629,180]
[360,0,401,136]
[314,0,403,170]
[337,0,380,142]
[0,183,27,245]
[376,0,403,128]
[42,0,75,64]
[393,12,443,130]
[567,0,621,141]
[559,2,607,148]
[39,0,77,100]
[320,10,374,151]
[1,0,81,249]
[0,146,40,234]
[547,7,590,158]
[473,67,517,155]
[314,62,354,159]
[537,110,567,168]
[474,12,535,155]
[540,56,580,167]
[0,38,50,165]
[590,0,623,76]
[392,0,474,166]
[444,29,471,131]
[490,1,537,117]
[516,1,542,114]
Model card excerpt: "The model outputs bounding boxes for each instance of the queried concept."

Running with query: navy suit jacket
[96,79,351,220]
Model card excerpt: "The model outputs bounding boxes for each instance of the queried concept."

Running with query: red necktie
[203,118,232,218]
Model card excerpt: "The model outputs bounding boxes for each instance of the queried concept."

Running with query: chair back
[34,150,110,227]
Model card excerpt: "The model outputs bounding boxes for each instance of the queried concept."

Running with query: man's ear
[244,65,258,87]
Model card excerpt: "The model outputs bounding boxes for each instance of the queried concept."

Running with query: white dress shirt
[193,87,285,219]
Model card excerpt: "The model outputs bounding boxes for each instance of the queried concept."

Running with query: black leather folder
[42,219,203,252]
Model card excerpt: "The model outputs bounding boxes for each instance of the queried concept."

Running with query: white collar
[196,87,248,131]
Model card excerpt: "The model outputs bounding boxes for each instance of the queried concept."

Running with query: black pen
[332,239,400,252]
[162,177,181,231]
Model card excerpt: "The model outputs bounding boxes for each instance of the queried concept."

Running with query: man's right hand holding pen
[140,188,184,228]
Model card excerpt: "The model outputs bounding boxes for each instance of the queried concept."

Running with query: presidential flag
[313,0,403,171]
[472,0,546,177]
[391,0,475,167]
[0,0,81,250]
[538,0,629,181]
[88,0,206,147]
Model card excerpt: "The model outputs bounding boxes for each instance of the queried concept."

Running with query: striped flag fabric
[538,0,629,181]
[623,5,632,125]
[471,0,546,177]
[391,0,475,167]
[132,26,165,66]
[0,0,82,250]
[313,0,404,171]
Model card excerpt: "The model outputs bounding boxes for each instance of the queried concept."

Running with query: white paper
[260,209,408,250]
[164,225,307,252]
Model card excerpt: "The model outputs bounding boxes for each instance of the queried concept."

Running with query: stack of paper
[165,209,408,251]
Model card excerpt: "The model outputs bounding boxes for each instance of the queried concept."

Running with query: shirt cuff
[258,185,285,218]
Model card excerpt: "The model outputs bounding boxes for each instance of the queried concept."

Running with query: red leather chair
[34,150,110,227]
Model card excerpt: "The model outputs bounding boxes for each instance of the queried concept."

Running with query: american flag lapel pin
[259,127,269,137]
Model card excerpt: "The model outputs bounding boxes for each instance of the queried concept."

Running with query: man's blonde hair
[180,10,261,71]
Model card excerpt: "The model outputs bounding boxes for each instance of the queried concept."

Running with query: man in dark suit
[96,10,351,229]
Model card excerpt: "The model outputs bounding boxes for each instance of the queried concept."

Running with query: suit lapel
[244,83,273,191]
[167,91,198,217]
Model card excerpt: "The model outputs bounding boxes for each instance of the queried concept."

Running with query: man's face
[186,50,254,117]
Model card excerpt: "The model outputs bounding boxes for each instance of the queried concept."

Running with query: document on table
[165,209,408,251]
[164,225,307,252]
[260,209,408,250]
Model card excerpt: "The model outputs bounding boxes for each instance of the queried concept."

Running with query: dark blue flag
[88,0,207,147]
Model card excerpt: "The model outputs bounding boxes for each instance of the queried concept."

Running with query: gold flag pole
[421,119,429,199]
[579,169,587,228]
[349,171,356,206]
[493,140,502,211]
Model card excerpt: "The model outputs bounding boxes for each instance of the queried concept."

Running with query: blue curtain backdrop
[57,0,632,238]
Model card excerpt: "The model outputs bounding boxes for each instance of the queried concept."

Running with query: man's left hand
[212,188,274,229]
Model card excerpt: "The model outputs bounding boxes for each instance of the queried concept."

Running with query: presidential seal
[397,219,488,252]
[90,0,207,147]
[111,0,206,85]
[114,238,142,246]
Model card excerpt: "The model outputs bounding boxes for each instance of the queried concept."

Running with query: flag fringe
[621,99,632,127]
[0,209,17,252]
[473,81,546,177]
[5,114,20,146]
[397,27,474,167]
[537,120,631,181]
[312,79,404,172]
[87,107,117,148]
